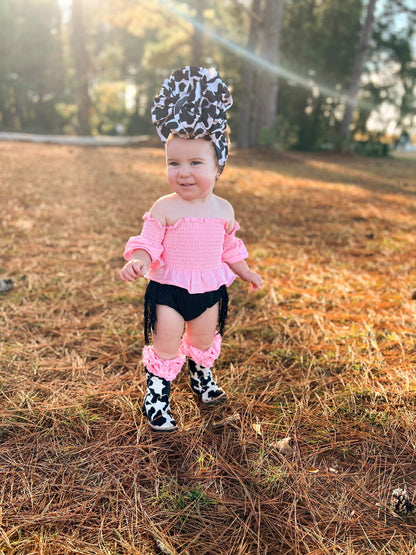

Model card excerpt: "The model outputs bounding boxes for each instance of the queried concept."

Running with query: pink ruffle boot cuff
[143,333,222,381]
[142,346,185,381]
[180,332,222,367]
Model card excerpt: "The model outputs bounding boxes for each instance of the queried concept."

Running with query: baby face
[165,135,220,202]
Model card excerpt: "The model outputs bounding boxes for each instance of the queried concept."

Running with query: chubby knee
[183,329,220,352]
[184,335,213,352]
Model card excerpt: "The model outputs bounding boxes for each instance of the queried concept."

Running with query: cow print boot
[180,333,226,406]
[188,359,227,405]
[141,346,185,432]
[142,368,178,432]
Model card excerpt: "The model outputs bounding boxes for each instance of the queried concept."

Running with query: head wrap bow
[152,66,233,172]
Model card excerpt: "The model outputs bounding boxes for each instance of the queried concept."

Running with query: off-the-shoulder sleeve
[124,212,166,262]
[222,221,248,264]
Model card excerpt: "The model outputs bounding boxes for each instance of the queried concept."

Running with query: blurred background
[0,0,415,154]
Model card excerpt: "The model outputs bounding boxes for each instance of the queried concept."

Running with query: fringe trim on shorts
[144,281,228,345]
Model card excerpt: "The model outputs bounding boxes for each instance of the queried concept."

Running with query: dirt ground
[1,141,416,554]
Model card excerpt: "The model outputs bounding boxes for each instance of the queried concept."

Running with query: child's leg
[153,305,185,362]
[181,304,226,405]
[184,303,219,352]
[142,305,185,432]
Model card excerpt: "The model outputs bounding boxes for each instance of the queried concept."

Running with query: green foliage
[353,139,390,157]
[359,9,416,139]
[154,479,216,514]
[0,0,414,144]
[279,0,363,150]
[257,126,276,148]
[176,486,217,511]
[91,81,129,135]
[0,0,66,132]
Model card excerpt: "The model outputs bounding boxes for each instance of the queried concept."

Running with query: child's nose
[179,164,191,177]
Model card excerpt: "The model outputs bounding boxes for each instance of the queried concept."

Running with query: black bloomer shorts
[144,281,228,344]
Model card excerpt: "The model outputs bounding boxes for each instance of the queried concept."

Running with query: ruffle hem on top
[124,212,248,294]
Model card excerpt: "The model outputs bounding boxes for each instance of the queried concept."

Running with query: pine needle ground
[1,142,416,554]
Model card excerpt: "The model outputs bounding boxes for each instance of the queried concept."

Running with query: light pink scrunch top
[124,212,248,294]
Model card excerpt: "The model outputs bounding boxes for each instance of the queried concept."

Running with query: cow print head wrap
[152,66,233,173]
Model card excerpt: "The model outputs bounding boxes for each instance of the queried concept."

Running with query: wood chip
[306,466,319,473]
[252,423,263,436]
[211,413,241,430]
[275,437,294,456]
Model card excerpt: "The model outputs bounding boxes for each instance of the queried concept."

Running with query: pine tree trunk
[236,0,262,149]
[71,0,90,135]
[251,0,285,146]
[192,0,204,67]
[339,0,377,146]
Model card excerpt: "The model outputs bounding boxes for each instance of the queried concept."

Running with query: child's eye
[168,161,179,166]
[191,161,202,165]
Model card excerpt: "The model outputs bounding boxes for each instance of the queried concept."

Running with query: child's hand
[119,259,149,282]
[246,271,263,291]
[227,260,263,291]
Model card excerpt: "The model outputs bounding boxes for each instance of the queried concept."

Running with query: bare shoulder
[149,194,176,225]
[214,195,235,232]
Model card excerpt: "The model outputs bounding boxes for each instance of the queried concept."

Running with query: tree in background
[0,0,65,133]
[192,0,205,67]
[278,0,363,150]
[355,0,416,142]
[108,0,197,134]
[71,0,91,135]
[0,0,415,148]
[250,0,285,147]
[232,0,286,148]
[235,0,261,148]
[338,0,377,148]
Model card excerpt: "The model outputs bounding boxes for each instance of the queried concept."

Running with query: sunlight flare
[158,0,373,110]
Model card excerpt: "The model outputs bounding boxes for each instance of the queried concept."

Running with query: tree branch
[391,0,416,16]
[230,0,263,24]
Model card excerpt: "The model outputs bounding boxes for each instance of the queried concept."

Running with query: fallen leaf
[306,466,319,473]
[275,437,294,456]
[252,423,263,436]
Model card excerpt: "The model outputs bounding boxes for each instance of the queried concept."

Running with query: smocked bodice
[162,217,226,271]
[124,212,248,294]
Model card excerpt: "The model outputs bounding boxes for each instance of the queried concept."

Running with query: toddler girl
[120,67,262,432]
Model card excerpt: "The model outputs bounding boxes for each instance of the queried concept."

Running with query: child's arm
[221,209,262,291]
[119,250,151,282]
[120,208,167,282]
[227,259,263,291]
